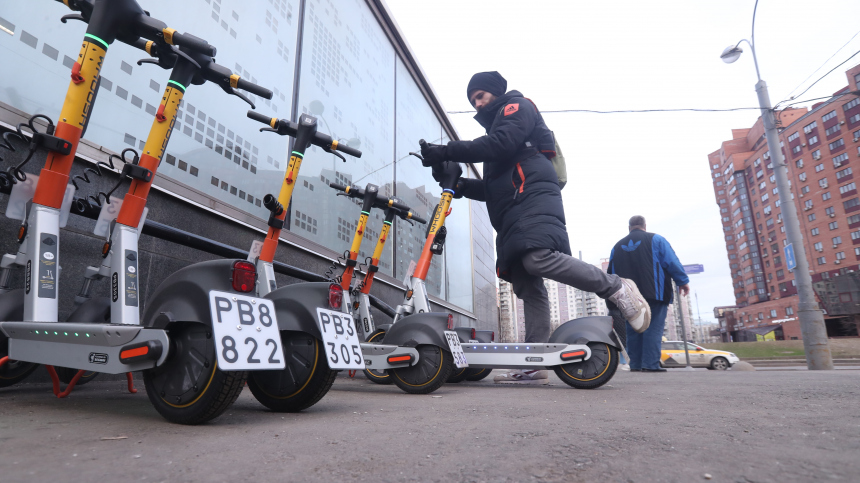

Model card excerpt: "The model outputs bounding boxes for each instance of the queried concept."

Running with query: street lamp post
[721,3,833,370]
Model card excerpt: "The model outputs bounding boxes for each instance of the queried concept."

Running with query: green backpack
[550,133,567,189]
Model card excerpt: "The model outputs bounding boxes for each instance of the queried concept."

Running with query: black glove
[420,142,448,167]
[451,178,467,199]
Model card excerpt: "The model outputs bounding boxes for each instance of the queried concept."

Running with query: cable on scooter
[323,250,349,284]
[1,115,59,182]
[71,148,140,211]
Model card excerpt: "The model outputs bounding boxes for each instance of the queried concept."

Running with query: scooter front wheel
[247,331,336,412]
[553,342,618,389]
[143,323,246,425]
[362,330,393,385]
[390,344,454,395]
[464,367,492,382]
[0,356,39,388]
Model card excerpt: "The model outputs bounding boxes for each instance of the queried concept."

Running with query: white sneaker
[618,363,630,371]
[493,369,549,384]
[608,278,651,333]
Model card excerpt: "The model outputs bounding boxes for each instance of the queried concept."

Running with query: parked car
[660,341,740,370]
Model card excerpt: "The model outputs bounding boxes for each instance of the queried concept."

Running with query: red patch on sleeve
[503,103,520,116]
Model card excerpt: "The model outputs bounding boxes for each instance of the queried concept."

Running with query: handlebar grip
[409,214,427,224]
[170,31,216,57]
[329,182,349,193]
[247,111,276,128]
[235,77,273,100]
[334,142,362,158]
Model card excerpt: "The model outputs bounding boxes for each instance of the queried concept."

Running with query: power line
[350,135,443,185]
[778,28,860,107]
[775,47,860,109]
[447,107,764,115]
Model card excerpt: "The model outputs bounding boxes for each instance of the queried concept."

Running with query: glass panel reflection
[292,0,395,276]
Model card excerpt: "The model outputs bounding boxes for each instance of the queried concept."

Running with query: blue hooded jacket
[608,229,689,304]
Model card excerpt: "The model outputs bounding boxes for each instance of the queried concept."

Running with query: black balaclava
[466,71,507,101]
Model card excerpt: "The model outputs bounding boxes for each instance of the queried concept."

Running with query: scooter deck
[0,321,169,374]
[459,342,592,369]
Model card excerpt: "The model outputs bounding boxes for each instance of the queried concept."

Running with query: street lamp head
[720,45,744,64]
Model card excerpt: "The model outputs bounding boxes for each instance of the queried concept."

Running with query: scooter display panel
[209,291,285,371]
[315,308,364,370]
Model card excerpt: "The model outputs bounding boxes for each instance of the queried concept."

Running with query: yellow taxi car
[660,341,740,370]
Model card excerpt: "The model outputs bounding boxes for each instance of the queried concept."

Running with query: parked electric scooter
[377,142,623,389]
[246,113,467,395]
[0,0,221,391]
[0,8,288,424]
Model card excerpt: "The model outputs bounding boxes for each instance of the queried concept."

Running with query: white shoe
[608,278,651,333]
[493,369,549,384]
[618,363,630,371]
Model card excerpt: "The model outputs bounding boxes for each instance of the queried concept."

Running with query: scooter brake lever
[259,127,278,133]
[137,58,161,67]
[323,146,347,163]
[408,151,424,161]
[223,86,255,109]
[172,47,201,69]
[60,14,85,24]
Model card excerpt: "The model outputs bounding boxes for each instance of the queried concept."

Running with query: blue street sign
[683,264,704,274]
[784,243,797,270]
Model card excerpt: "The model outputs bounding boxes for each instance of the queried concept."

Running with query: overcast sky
[385,0,860,323]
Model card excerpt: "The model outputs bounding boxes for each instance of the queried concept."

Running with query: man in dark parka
[421,71,651,383]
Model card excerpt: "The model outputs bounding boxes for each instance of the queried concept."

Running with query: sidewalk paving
[1,369,858,482]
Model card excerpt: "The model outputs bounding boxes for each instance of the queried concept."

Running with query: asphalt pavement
[1,368,858,483]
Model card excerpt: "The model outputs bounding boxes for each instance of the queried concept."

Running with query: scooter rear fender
[548,316,618,348]
[382,312,450,349]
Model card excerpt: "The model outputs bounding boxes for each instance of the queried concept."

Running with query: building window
[762,193,769,202]
[844,97,860,112]
[801,186,810,194]
[808,135,820,145]
[836,166,852,179]
[818,256,827,265]
[849,214,860,226]
[829,139,845,151]
[823,192,832,201]
[804,200,813,210]
[844,198,860,211]
[833,236,842,245]
[822,110,838,122]
[808,213,816,221]
[788,132,800,142]
[829,221,839,230]
[826,206,836,216]
[825,124,841,136]
[816,164,825,172]
[836,251,846,260]
[792,145,802,154]
[804,121,818,134]
[770,309,778,317]
[786,307,794,316]
[799,172,807,182]
[814,242,823,251]
[840,182,856,195]
[834,154,849,168]
[819,177,829,188]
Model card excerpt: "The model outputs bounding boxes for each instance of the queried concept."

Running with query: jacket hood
[474,90,524,131]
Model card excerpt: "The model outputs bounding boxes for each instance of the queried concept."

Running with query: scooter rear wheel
[446,365,470,383]
[553,342,618,390]
[247,331,336,412]
[143,323,246,425]
[362,330,393,385]
[464,367,492,381]
[390,344,454,395]
[0,353,39,389]
[55,367,99,386]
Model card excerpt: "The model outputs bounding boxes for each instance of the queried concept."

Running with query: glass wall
[0,0,477,311]
[291,0,395,276]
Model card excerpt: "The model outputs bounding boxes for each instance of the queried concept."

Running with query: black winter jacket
[446,91,570,280]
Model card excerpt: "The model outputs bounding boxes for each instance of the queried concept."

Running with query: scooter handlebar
[327,183,425,223]
[248,113,362,158]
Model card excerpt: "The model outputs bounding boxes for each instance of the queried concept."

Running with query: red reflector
[471,328,476,340]
[121,346,149,359]
[447,314,454,330]
[328,283,343,309]
[561,350,587,360]
[491,331,495,342]
[387,355,412,364]
[232,260,256,293]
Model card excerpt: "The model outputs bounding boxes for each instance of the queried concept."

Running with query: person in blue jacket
[609,216,690,372]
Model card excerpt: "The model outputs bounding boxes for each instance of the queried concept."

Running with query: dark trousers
[625,300,668,370]
[510,249,622,343]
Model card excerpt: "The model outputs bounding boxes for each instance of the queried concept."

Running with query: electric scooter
[376,142,623,389]
[0,0,221,391]
[246,113,468,395]
[0,3,288,424]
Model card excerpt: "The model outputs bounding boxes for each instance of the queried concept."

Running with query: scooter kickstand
[45,366,85,398]
[126,372,138,394]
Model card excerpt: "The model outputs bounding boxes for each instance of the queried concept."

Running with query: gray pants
[511,249,622,343]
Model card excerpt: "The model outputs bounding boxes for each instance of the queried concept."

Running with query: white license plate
[316,308,364,370]
[444,330,469,368]
[209,291,285,371]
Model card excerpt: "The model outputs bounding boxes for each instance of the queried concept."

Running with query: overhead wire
[774,47,860,110]
[777,28,860,108]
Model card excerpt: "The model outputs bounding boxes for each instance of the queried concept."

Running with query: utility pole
[720,1,833,369]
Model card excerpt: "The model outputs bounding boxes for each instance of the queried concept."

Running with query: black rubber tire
[55,367,99,386]
[143,323,247,425]
[362,329,393,385]
[464,367,491,382]
[390,345,454,395]
[0,355,39,389]
[247,331,337,412]
[553,342,618,390]
[710,356,730,371]
[446,365,470,383]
